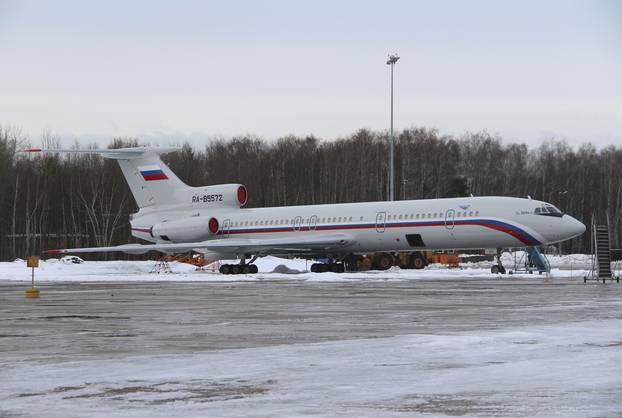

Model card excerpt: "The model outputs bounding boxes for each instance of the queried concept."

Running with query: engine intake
[152,217,219,242]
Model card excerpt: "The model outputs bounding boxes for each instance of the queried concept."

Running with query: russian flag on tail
[139,165,168,181]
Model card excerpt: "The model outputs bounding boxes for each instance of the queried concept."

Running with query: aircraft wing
[44,234,353,256]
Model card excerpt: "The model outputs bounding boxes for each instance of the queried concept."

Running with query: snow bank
[0,252,613,282]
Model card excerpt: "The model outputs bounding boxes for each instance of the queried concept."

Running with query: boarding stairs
[585,223,619,283]
[526,247,550,273]
[509,246,550,274]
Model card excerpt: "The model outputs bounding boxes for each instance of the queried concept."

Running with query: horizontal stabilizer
[20,147,180,160]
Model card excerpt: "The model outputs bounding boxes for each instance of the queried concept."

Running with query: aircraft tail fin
[21,147,187,208]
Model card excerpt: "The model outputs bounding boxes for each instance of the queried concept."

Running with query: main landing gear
[219,255,258,275]
[310,262,345,273]
[219,264,258,275]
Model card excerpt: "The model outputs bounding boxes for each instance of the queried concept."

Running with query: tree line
[1,125,620,261]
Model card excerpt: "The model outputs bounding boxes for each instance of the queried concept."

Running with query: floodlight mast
[386,53,400,201]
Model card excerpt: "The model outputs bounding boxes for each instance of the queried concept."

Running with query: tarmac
[2,277,622,364]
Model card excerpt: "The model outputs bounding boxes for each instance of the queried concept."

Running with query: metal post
[386,54,400,201]
[390,63,394,201]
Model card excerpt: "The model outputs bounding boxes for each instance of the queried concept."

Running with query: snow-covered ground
[1,253,617,282]
[3,253,622,416]
[2,320,621,417]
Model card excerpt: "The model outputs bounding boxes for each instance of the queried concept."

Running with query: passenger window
[475,211,479,216]
[469,211,473,217]
[416,214,420,219]
[338,217,342,222]
[349,216,352,221]
[360,216,363,221]
[398,214,403,220]
[332,217,336,222]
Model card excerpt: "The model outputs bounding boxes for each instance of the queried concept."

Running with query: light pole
[386,53,400,201]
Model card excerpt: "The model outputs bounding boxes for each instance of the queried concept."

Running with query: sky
[0,0,620,147]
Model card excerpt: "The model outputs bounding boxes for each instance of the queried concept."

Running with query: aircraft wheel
[220,264,231,275]
[330,263,345,273]
[241,265,251,274]
[373,253,393,271]
[410,253,427,270]
[491,265,500,274]
[250,264,258,274]
[232,264,242,275]
[344,255,360,272]
[319,263,330,273]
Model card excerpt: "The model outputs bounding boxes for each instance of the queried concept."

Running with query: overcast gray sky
[1,0,620,147]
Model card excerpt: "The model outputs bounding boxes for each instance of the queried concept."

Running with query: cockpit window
[546,205,562,215]
[535,204,563,217]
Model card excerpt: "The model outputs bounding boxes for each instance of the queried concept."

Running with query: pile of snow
[0,253,613,283]
[459,251,596,270]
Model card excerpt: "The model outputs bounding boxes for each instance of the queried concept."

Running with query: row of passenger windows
[227,211,480,228]
[386,211,479,220]
[230,216,355,228]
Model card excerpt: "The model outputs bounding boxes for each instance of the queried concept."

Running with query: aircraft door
[308,215,318,231]
[221,219,231,238]
[375,212,386,233]
[445,209,456,239]
[444,209,455,230]
[293,216,303,231]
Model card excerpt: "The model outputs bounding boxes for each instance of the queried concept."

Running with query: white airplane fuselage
[130,196,586,258]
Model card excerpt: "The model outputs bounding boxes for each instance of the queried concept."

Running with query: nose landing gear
[491,248,506,274]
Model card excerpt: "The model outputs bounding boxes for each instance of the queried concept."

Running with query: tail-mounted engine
[151,216,219,242]
[189,184,247,208]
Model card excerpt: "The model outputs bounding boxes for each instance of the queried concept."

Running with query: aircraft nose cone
[566,215,586,238]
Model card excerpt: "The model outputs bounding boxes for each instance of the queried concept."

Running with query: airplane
[23,147,586,274]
